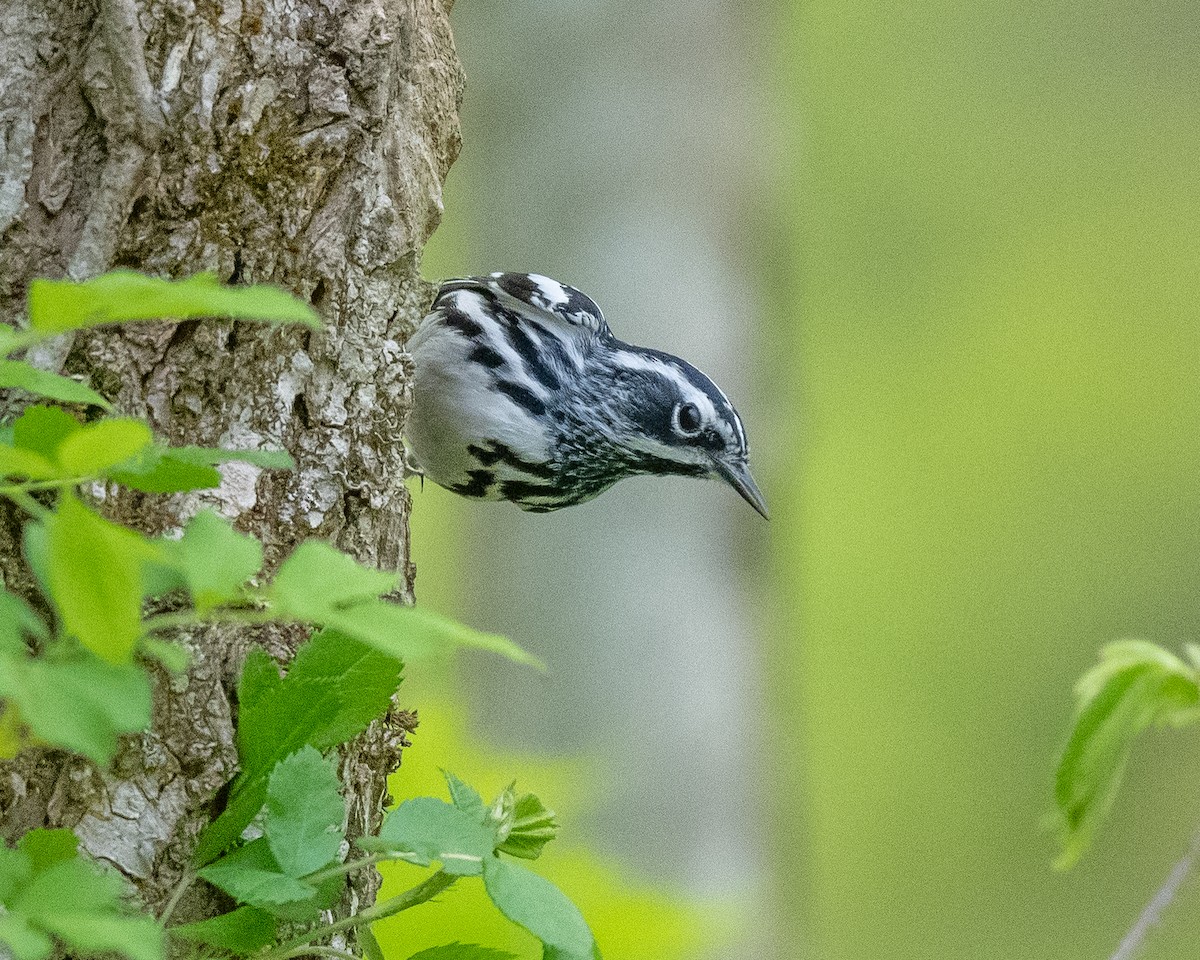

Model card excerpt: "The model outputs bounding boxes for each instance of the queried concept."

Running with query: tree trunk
[0,0,462,931]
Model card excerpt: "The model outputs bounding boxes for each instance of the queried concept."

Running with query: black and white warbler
[405,272,767,518]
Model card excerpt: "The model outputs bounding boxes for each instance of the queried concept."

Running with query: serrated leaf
[171,906,278,955]
[406,946,521,960]
[28,271,321,333]
[45,494,159,663]
[264,746,345,877]
[0,650,152,764]
[481,858,598,960]
[0,588,49,654]
[10,858,163,960]
[444,771,486,821]
[496,793,558,861]
[271,541,398,621]
[56,419,152,476]
[358,797,495,875]
[170,510,263,612]
[197,839,317,908]
[194,632,402,865]
[0,359,110,409]
[13,405,80,460]
[238,630,404,773]
[1054,641,1200,868]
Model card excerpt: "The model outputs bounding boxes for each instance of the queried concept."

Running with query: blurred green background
[383,2,1200,958]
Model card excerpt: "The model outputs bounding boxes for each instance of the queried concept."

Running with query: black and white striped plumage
[404,272,767,517]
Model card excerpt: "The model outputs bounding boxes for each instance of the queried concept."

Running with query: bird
[403,272,767,518]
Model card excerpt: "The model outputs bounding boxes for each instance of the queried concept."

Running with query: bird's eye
[674,402,703,436]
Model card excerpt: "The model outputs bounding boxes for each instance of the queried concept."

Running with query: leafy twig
[257,871,457,960]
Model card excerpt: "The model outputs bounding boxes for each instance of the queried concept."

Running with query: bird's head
[604,345,768,519]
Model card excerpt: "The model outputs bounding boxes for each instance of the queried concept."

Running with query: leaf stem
[257,871,457,960]
[4,489,52,521]
[141,606,277,634]
[158,870,195,927]
[301,853,408,887]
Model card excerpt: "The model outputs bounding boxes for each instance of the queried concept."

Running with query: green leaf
[9,858,163,960]
[22,524,51,599]
[109,446,222,493]
[45,494,158,663]
[0,588,49,654]
[264,746,345,877]
[170,510,263,612]
[171,906,278,955]
[18,829,79,872]
[1054,640,1200,868]
[496,792,558,861]
[325,602,544,670]
[13,405,80,460]
[0,842,33,900]
[271,541,398,621]
[28,271,321,333]
[444,771,486,821]
[358,797,496,875]
[56,419,153,476]
[0,359,111,409]
[138,636,192,672]
[0,913,53,960]
[0,445,58,481]
[359,924,388,960]
[194,632,402,865]
[481,858,598,960]
[0,650,152,764]
[406,946,520,960]
[168,445,296,470]
[197,838,317,908]
[237,630,404,775]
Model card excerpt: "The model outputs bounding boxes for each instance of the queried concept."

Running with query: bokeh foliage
[771,2,1200,958]
[375,699,731,959]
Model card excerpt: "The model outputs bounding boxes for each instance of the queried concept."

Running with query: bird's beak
[712,457,769,519]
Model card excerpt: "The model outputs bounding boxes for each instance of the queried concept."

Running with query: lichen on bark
[0,0,462,928]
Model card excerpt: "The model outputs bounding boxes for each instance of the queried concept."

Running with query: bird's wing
[436,273,611,339]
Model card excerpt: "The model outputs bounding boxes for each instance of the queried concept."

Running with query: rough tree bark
[0,0,462,933]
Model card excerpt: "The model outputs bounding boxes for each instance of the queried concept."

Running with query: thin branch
[157,870,195,928]
[258,871,457,960]
[1110,828,1200,960]
[3,489,51,521]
